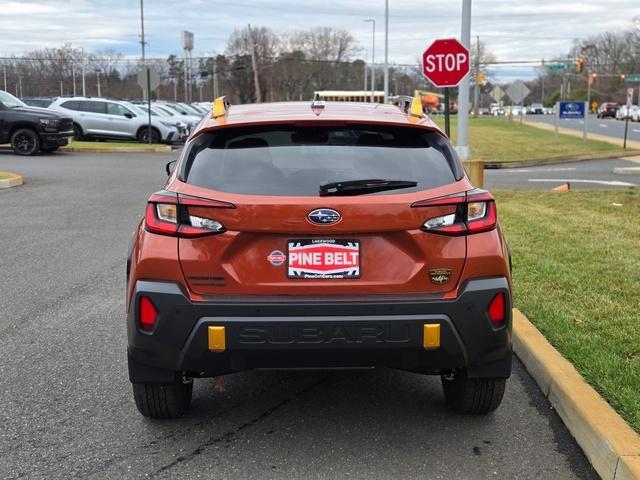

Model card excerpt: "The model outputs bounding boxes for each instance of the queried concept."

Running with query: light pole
[3,62,7,91]
[383,0,389,103]
[364,19,375,103]
[457,0,472,160]
[363,49,368,94]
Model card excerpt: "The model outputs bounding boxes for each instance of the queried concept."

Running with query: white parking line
[502,167,577,173]
[633,129,640,133]
[599,124,608,128]
[528,179,637,187]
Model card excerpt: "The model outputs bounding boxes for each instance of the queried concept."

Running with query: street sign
[490,86,504,102]
[559,101,585,119]
[627,87,634,108]
[422,38,470,88]
[546,63,571,71]
[624,75,640,83]
[137,67,160,94]
[505,80,530,105]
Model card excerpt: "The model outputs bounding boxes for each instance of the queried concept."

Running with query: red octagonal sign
[422,38,470,88]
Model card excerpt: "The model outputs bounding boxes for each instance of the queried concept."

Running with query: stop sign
[422,38,470,88]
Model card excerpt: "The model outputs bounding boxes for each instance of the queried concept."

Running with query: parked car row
[20,95,212,143]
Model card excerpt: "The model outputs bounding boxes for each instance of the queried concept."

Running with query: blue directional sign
[559,101,585,119]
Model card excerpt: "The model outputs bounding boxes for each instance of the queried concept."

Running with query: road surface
[526,114,640,142]
[486,158,639,189]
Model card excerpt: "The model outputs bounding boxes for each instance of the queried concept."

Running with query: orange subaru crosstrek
[126,97,512,418]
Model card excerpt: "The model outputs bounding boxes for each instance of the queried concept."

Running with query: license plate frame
[287,239,361,279]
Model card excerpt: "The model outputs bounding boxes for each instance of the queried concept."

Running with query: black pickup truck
[0,90,73,155]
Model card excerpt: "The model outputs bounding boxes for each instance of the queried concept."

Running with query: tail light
[145,191,234,238]
[488,292,506,328]
[413,189,497,236]
[139,296,157,332]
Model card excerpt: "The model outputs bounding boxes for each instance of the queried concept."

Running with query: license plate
[287,239,360,279]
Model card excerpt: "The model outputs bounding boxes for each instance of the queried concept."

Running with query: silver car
[48,97,181,143]
[152,101,203,131]
[122,102,188,142]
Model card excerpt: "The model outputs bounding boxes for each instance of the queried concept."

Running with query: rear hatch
[172,123,470,296]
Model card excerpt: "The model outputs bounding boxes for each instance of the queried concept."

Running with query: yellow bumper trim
[208,326,226,352]
[423,324,440,350]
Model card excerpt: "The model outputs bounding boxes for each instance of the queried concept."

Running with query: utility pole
[3,62,7,91]
[81,47,86,96]
[457,0,472,160]
[383,0,389,102]
[96,70,101,97]
[365,19,375,102]
[248,24,262,103]
[72,63,76,96]
[140,0,152,143]
[473,35,480,116]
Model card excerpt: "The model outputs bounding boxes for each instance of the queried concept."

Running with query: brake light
[415,189,497,236]
[488,292,506,328]
[139,296,157,332]
[144,191,234,238]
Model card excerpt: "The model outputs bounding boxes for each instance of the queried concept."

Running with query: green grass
[64,140,167,150]
[433,116,624,163]
[495,189,640,431]
[0,174,11,180]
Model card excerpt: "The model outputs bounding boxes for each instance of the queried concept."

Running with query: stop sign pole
[422,38,470,139]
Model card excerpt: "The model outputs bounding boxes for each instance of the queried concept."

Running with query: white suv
[49,97,182,144]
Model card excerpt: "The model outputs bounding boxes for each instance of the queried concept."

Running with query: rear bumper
[127,277,512,383]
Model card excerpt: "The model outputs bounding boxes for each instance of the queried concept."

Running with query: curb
[485,151,640,169]
[0,172,23,189]
[60,145,172,153]
[512,308,640,480]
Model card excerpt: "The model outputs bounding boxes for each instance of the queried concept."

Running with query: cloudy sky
[1,0,638,80]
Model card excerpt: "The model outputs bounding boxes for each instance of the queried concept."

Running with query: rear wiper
[319,178,418,196]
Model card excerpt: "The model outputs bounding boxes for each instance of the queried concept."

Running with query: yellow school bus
[314,90,385,103]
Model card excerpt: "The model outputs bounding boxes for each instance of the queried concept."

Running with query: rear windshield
[181,125,459,196]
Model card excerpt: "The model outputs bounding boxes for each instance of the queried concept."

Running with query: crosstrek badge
[288,239,360,279]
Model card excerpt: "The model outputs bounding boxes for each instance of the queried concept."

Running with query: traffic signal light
[575,57,585,73]
[620,74,625,82]
[589,73,597,85]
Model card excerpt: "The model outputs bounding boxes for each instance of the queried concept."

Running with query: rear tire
[73,123,83,141]
[11,128,41,156]
[137,127,161,144]
[441,370,506,414]
[132,378,193,419]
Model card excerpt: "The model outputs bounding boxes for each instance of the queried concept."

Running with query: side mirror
[166,160,177,176]
[124,112,134,119]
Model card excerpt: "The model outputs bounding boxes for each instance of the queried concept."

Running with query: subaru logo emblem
[308,208,341,225]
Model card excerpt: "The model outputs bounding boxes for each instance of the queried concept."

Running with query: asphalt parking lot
[485,157,640,189]
[0,151,598,479]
